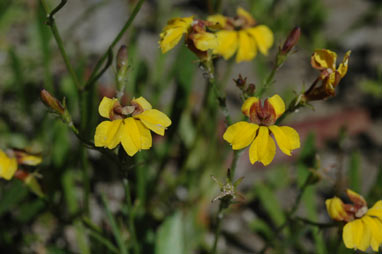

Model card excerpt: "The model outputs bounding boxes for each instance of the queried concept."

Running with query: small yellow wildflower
[304,49,351,101]
[0,149,42,181]
[326,189,382,252]
[0,149,18,180]
[223,95,300,166]
[159,17,217,55]
[208,7,273,63]
[94,96,171,156]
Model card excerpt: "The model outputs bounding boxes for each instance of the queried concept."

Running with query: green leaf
[155,212,184,254]
[0,181,28,217]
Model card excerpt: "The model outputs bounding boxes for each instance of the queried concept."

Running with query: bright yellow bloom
[326,189,382,252]
[94,96,171,156]
[304,49,351,101]
[223,95,300,166]
[208,7,273,63]
[0,149,18,180]
[159,17,217,55]
[0,149,42,181]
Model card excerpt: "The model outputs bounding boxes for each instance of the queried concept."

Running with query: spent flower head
[303,49,351,101]
[326,189,382,251]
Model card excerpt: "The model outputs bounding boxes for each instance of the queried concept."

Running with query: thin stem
[40,0,81,90]
[295,217,336,228]
[83,0,145,90]
[123,179,140,254]
[256,63,278,97]
[81,148,90,215]
[211,201,229,254]
[204,60,232,126]
[259,173,313,254]
[230,150,242,180]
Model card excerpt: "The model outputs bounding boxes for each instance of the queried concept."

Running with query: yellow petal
[311,49,337,70]
[236,30,257,62]
[120,118,141,156]
[193,32,218,51]
[366,200,382,220]
[325,197,348,221]
[99,97,118,119]
[135,120,152,150]
[214,30,238,59]
[363,216,382,251]
[279,126,300,150]
[241,97,259,117]
[246,25,273,55]
[249,126,275,165]
[207,14,227,28]
[17,152,42,166]
[268,94,285,118]
[159,17,193,54]
[132,97,152,110]
[343,219,371,251]
[337,50,351,78]
[94,120,123,149]
[237,7,255,25]
[346,189,367,207]
[223,121,258,150]
[0,150,18,180]
[269,125,292,155]
[135,109,171,136]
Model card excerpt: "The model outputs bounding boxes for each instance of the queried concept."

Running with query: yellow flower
[223,95,300,166]
[326,189,382,252]
[0,149,18,180]
[159,17,217,55]
[0,149,42,180]
[94,96,171,156]
[304,49,351,101]
[208,7,273,63]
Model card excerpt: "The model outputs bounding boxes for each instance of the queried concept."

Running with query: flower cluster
[223,95,300,166]
[303,49,351,101]
[94,96,171,156]
[159,7,273,63]
[326,189,382,251]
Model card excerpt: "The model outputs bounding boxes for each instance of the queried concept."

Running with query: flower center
[249,99,276,126]
[110,101,142,120]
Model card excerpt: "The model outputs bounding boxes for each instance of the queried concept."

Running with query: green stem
[81,148,90,215]
[123,179,140,254]
[259,172,312,254]
[40,0,81,90]
[83,0,145,90]
[229,150,242,180]
[256,63,278,97]
[295,217,336,228]
[204,60,231,126]
[211,200,229,254]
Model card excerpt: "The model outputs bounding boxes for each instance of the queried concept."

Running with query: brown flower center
[249,99,277,126]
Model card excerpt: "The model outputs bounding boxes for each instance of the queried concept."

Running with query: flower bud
[233,74,247,90]
[245,84,256,97]
[116,45,128,71]
[40,89,65,115]
[281,27,301,55]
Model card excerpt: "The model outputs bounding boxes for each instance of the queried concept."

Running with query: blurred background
[0,0,381,253]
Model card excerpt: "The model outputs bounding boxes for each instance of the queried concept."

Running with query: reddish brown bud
[233,74,247,90]
[116,45,128,71]
[281,27,301,55]
[40,89,65,114]
[245,83,256,96]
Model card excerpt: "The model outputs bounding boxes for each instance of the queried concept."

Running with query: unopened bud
[245,84,256,96]
[281,27,301,55]
[116,45,128,71]
[233,74,247,90]
[40,89,65,115]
